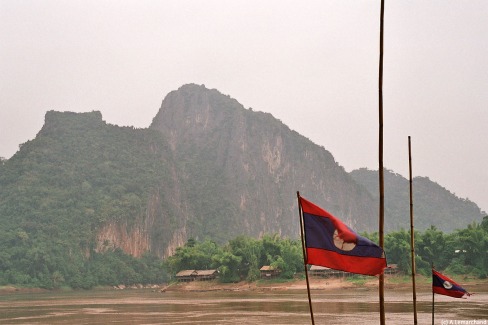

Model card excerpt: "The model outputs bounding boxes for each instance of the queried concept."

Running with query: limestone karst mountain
[0,84,484,266]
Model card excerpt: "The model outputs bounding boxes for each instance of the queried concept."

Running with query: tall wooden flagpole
[431,263,435,325]
[409,136,418,324]
[378,0,386,324]
[297,191,315,325]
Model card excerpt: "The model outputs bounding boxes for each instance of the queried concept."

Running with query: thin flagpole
[432,264,435,325]
[297,191,315,325]
[409,136,418,325]
[378,0,386,324]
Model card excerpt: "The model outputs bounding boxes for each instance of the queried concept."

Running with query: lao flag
[432,269,471,298]
[299,196,386,276]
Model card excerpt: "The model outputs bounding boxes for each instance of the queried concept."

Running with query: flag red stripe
[433,286,467,298]
[307,247,386,276]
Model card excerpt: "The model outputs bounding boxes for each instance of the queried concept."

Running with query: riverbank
[2,274,486,295]
[0,285,50,294]
[162,274,488,293]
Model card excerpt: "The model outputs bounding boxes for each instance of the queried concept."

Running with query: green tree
[271,238,302,279]
[449,222,487,277]
[165,239,222,275]
[416,226,451,270]
[227,236,262,281]
[384,229,411,273]
[212,251,242,283]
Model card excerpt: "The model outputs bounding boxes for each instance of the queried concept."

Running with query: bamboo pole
[432,264,435,325]
[297,191,315,325]
[378,0,386,324]
[409,136,418,324]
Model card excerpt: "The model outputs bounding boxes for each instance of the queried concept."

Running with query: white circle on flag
[333,229,356,251]
[443,281,453,289]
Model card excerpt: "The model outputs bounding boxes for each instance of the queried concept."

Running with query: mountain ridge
[0,84,484,265]
[350,168,485,232]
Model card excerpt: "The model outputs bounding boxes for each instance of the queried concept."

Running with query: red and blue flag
[299,196,386,276]
[432,269,471,298]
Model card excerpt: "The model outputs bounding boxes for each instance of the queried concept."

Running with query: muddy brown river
[0,288,486,324]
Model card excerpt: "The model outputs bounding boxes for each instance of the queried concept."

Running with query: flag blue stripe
[433,273,466,293]
[304,212,384,258]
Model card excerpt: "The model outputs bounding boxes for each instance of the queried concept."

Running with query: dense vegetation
[369,217,488,278]
[164,234,303,283]
[0,216,486,289]
[165,216,488,283]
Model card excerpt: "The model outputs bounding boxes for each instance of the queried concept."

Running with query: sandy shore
[164,276,420,293]
[3,275,486,294]
[162,275,488,294]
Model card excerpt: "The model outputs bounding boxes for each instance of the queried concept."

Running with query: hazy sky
[1,0,487,213]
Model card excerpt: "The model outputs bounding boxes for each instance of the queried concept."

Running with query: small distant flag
[432,269,471,298]
[299,196,387,276]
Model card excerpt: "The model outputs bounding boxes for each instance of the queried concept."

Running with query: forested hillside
[350,168,485,232]
[0,84,485,288]
[0,111,172,287]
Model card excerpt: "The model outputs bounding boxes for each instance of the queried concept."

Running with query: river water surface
[1,287,487,324]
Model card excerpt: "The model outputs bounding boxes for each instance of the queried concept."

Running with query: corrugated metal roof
[196,269,218,276]
[310,265,331,271]
[260,266,275,271]
[176,270,197,277]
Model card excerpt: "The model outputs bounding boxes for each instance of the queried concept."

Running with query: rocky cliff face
[148,84,378,248]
